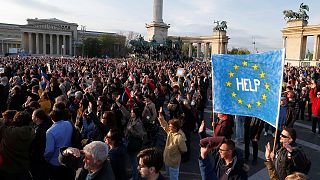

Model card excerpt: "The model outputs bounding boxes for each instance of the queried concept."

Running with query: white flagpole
[273,49,285,153]
[211,55,215,133]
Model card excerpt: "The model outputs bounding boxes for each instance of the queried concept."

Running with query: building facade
[0,18,125,56]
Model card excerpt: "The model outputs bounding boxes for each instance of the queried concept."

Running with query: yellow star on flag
[262,94,267,101]
[229,71,234,78]
[264,82,270,90]
[233,64,239,70]
[256,101,261,107]
[247,103,252,109]
[242,61,248,66]
[259,71,265,78]
[226,81,232,87]
[252,64,259,70]
[231,92,237,97]
[238,98,243,104]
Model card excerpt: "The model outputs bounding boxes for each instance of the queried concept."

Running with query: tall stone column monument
[146,0,170,44]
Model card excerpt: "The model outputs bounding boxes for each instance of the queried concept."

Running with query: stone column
[313,35,319,61]
[204,43,209,60]
[63,35,66,55]
[43,33,46,54]
[7,43,9,53]
[197,43,201,58]
[28,32,32,54]
[188,43,192,57]
[69,35,72,56]
[49,34,53,55]
[1,40,3,55]
[153,0,163,23]
[21,32,25,51]
[57,35,60,55]
[36,33,39,54]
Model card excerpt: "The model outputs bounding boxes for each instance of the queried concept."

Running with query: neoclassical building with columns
[0,18,124,56]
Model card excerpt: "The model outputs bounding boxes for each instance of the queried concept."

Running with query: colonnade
[22,32,73,56]
[187,42,211,59]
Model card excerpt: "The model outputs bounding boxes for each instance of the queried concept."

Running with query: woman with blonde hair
[39,91,52,114]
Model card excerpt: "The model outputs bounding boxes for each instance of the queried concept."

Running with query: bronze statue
[213,20,227,31]
[283,3,309,21]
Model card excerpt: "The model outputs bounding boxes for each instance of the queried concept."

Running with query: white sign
[47,63,51,74]
[0,68,4,73]
[176,68,185,77]
[9,48,18,54]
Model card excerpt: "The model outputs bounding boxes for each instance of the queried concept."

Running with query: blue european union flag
[212,49,284,127]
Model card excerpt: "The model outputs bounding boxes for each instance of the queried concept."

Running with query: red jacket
[213,117,234,139]
[309,88,320,116]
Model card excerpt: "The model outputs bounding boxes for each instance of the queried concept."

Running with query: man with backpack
[264,127,311,180]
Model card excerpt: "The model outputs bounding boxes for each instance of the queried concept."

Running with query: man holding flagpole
[199,49,285,180]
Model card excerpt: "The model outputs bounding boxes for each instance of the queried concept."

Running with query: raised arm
[158,107,169,133]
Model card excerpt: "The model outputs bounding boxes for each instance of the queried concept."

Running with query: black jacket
[275,143,308,180]
[30,120,52,165]
[108,144,128,180]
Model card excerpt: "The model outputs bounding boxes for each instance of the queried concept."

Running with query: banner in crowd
[212,49,284,127]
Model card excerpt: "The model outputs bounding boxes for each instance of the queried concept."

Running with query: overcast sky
[0,0,319,52]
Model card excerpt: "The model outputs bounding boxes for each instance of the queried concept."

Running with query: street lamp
[61,44,64,57]
[81,25,86,57]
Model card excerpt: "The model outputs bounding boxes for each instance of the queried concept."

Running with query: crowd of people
[0,56,315,180]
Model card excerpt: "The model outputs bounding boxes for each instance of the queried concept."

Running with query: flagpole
[211,55,215,133]
[272,126,279,154]
[272,48,286,155]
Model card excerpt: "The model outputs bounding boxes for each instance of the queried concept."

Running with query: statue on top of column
[213,20,227,31]
[283,3,309,21]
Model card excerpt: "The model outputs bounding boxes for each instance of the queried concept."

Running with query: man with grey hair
[59,141,115,180]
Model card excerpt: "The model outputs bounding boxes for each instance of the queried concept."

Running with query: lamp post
[73,40,76,57]
[61,44,64,57]
[81,25,86,57]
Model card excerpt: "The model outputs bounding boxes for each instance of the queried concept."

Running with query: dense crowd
[0,56,315,180]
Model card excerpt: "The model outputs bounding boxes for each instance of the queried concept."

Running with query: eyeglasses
[317,94,320,96]
[280,134,289,138]
[219,148,230,152]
